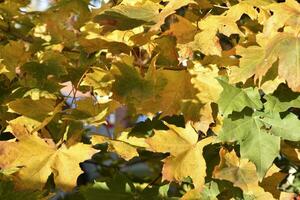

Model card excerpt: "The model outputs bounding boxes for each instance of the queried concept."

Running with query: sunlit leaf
[0,127,97,190]
[217,79,263,116]
[147,122,214,188]
[219,111,281,179]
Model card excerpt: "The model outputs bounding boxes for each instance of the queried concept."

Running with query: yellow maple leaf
[163,15,197,44]
[225,0,272,23]
[197,103,214,133]
[91,132,149,161]
[190,64,223,104]
[193,29,223,56]
[193,15,243,56]
[213,148,258,191]
[213,148,276,199]
[229,45,265,84]
[146,122,214,188]
[232,32,300,92]
[0,129,97,190]
[264,0,300,37]
[151,0,196,31]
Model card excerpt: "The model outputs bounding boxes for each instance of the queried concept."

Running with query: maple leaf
[281,141,300,167]
[213,148,275,199]
[91,132,148,161]
[5,116,41,135]
[80,67,113,98]
[221,107,300,178]
[181,181,220,200]
[7,99,64,135]
[263,95,300,114]
[151,0,196,31]
[268,33,300,92]
[7,98,57,121]
[193,30,223,56]
[94,1,159,31]
[153,36,179,66]
[0,41,30,80]
[111,59,195,115]
[0,127,97,190]
[193,15,243,56]
[190,64,222,104]
[146,122,214,188]
[260,164,286,199]
[181,100,214,133]
[225,0,260,22]
[213,148,259,191]
[163,15,197,44]
[234,32,300,92]
[229,46,265,84]
[260,113,300,142]
[264,0,300,36]
[259,64,285,94]
[92,135,139,161]
[217,79,263,116]
[263,84,300,114]
[219,111,281,179]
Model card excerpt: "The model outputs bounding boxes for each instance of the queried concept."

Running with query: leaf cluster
[0,0,300,199]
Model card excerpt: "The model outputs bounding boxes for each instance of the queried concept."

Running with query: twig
[143,173,162,191]
[213,5,229,9]
[70,68,91,105]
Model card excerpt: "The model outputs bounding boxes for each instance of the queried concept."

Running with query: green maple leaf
[220,101,300,178]
[7,98,56,121]
[217,79,263,116]
[219,111,280,179]
[221,108,300,179]
[260,113,300,142]
[263,95,300,113]
[263,84,300,113]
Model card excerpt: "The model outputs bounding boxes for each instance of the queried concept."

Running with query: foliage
[0,0,300,199]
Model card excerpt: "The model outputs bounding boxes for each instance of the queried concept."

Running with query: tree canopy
[0,0,300,199]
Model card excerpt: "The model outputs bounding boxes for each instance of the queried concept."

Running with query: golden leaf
[0,129,97,190]
[91,132,149,161]
[147,122,214,188]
